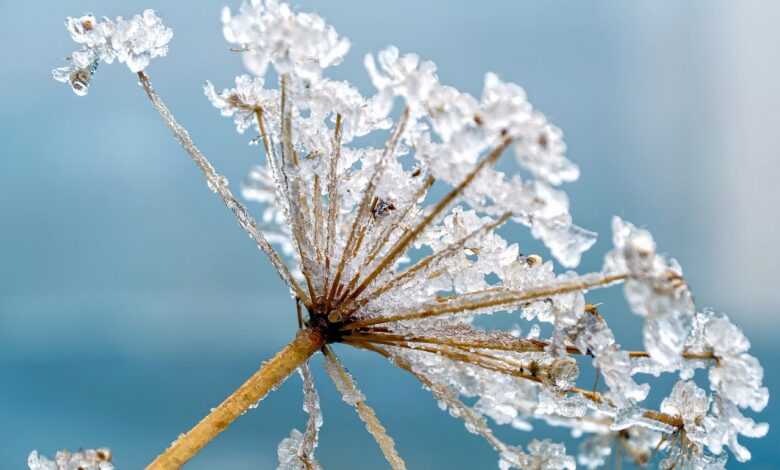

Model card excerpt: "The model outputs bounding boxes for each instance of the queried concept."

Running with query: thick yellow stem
[146,328,325,469]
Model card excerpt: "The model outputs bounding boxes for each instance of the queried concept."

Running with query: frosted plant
[47,2,769,469]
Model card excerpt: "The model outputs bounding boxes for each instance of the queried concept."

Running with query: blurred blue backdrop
[1,1,777,468]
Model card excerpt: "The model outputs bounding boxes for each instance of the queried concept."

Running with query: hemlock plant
[40,3,768,469]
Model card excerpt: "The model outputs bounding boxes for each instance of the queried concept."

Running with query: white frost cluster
[222,0,350,81]
[28,449,113,470]
[688,312,769,412]
[660,380,768,464]
[599,220,770,466]
[604,216,695,366]
[53,10,172,95]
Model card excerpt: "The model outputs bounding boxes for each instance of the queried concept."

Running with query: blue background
[1,1,777,468]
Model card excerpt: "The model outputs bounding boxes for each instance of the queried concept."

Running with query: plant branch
[341,273,628,330]
[146,328,325,469]
[345,336,684,430]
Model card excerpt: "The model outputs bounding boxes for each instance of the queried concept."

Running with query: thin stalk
[341,273,628,330]
[343,137,513,306]
[297,362,321,469]
[279,75,319,300]
[341,211,512,317]
[344,330,717,364]
[325,107,410,312]
[345,336,545,385]
[348,337,684,430]
[323,114,343,297]
[146,328,325,469]
[253,108,274,167]
[627,350,717,362]
[344,331,547,354]
[136,71,308,306]
[313,175,324,265]
[357,174,435,275]
[351,340,524,459]
[322,346,407,470]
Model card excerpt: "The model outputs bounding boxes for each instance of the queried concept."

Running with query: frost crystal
[51,1,769,469]
[660,381,710,436]
[605,217,695,366]
[694,312,768,412]
[277,363,323,470]
[365,47,438,113]
[658,380,768,464]
[28,449,113,470]
[110,10,173,73]
[53,10,172,95]
[222,0,350,80]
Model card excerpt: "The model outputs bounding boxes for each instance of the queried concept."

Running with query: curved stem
[146,328,325,469]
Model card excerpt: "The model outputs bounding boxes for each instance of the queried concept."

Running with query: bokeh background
[1,1,778,468]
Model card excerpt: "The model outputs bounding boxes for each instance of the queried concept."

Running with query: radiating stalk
[146,328,325,470]
[344,137,512,305]
[336,175,436,308]
[322,346,407,470]
[342,212,511,316]
[136,71,308,305]
[325,108,410,311]
[350,338,684,431]
[323,113,343,296]
[343,273,627,330]
[358,174,435,271]
[352,341,521,459]
[279,74,319,300]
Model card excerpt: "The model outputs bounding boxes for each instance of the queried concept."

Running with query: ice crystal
[53,10,171,95]
[604,216,695,366]
[690,312,769,412]
[277,363,323,470]
[222,0,350,80]
[365,47,438,113]
[49,2,769,469]
[658,380,769,464]
[28,448,113,470]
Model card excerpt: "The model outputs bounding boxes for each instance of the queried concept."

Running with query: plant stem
[146,328,325,470]
[342,273,627,330]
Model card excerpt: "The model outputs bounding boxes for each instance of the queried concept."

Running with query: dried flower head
[46,2,768,469]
